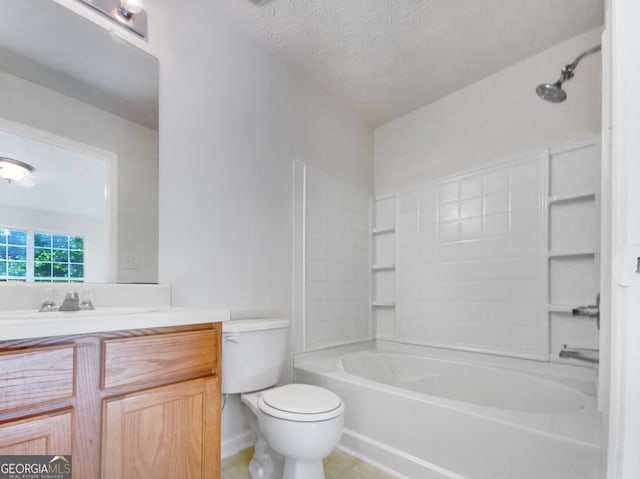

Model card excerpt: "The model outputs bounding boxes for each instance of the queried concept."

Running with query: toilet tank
[221,318,290,394]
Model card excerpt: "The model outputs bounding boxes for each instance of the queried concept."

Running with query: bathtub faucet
[559,346,599,364]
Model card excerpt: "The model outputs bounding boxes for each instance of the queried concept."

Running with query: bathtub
[295,346,600,479]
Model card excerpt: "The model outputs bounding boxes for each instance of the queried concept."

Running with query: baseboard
[221,430,255,459]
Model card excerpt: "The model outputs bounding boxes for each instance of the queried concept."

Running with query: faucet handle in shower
[571,293,600,330]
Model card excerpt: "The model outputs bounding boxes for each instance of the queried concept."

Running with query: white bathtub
[295,346,600,479]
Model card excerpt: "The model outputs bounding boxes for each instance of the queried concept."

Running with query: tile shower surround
[394,157,547,358]
[305,166,372,350]
[303,140,598,361]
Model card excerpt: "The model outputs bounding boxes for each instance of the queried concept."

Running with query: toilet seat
[258,384,344,422]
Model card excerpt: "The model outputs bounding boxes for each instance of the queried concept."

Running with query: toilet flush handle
[224,335,240,343]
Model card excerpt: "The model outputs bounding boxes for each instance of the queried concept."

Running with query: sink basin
[0,306,160,320]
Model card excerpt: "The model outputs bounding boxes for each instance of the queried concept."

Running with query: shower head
[536,82,567,103]
[536,45,601,103]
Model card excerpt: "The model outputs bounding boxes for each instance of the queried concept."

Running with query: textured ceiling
[210,0,603,126]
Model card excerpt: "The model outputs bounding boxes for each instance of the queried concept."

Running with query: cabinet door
[101,377,219,479]
[0,410,73,455]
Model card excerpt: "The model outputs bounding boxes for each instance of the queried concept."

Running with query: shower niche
[547,138,601,361]
[372,194,396,339]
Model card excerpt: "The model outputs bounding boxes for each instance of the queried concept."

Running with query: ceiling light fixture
[76,0,148,39]
[0,157,35,183]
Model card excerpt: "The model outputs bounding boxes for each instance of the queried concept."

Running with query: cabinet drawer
[102,329,218,390]
[0,345,75,413]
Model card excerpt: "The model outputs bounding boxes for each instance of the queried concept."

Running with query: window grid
[0,227,84,283]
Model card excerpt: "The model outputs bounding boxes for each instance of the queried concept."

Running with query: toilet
[222,319,344,479]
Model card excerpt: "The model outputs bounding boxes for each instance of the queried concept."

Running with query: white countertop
[0,306,231,341]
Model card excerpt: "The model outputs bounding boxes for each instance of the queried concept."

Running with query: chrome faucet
[59,291,81,311]
[559,346,599,364]
[572,293,600,329]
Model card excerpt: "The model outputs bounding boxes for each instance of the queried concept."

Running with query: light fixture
[0,157,35,183]
[116,0,144,21]
[77,0,148,39]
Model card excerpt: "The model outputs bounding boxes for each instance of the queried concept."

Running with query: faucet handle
[79,288,95,310]
[39,288,58,312]
[571,293,600,330]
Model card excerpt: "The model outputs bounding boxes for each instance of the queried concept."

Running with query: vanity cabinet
[0,323,221,479]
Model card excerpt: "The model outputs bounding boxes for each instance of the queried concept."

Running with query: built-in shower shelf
[372,263,395,271]
[372,226,396,235]
[548,250,597,259]
[548,192,596,205]
[372,301,395,308]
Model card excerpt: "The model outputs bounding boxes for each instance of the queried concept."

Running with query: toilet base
[283,458,325,479]
[248,434,284,479]
[244,406,284,479]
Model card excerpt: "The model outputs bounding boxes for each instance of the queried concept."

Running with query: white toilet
[222,319,345,479]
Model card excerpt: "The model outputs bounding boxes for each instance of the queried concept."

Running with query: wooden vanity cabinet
[0,323,221,479]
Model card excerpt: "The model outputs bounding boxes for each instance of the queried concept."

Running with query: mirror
[0,0,158,283]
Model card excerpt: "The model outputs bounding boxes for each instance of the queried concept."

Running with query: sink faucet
[559,346,599,364]
[59,292,80,311]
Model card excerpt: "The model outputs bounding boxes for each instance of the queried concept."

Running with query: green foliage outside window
[0,228,84,282]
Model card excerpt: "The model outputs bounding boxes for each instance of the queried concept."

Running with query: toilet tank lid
[222,318,290,333]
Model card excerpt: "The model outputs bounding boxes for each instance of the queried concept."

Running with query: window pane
[8,246,26,261]
[53,235,69,249]
[34,233,52,248]
[69,236,84,250]
[35,261,52,277]
[52,249,69,263]
[70,264,84,278]
[52,264,68,278]
[0,260,5,276]
[7,261,26,277]
[0,247,5,260]
[70,250,84,263]
[34,248,52,262]
[8,230,27,246]
[0,230,7,245]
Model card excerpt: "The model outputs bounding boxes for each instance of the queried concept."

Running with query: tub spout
[559,346,599,364]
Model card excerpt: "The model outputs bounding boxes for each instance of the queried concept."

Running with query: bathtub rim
[295,339,597,386]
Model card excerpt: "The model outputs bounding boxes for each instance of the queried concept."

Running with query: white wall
[375,28,602,193]
[143,0,373,456]
[150,0,372,311]
[605,0,640,477]
[0,71,159,283]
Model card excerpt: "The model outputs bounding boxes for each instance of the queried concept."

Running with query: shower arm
[557,45,602,83]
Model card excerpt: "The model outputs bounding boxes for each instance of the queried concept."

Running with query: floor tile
[221,447,397,478]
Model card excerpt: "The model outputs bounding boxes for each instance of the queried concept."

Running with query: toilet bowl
[242,384,344,479]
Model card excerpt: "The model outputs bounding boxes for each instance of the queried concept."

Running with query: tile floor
[221,447,397,479]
